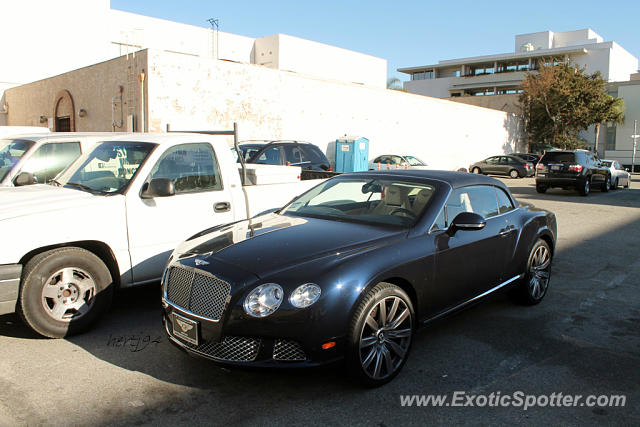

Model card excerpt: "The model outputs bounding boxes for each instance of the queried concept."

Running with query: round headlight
[243,283,284,318]
[289,283,322,308]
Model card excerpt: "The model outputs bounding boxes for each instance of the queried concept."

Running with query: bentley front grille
[184,336,262,362]
[273,339,307,361]
[166,266,231,321]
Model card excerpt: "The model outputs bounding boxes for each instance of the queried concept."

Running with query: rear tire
[509,169,520,179]
[611,178,618,190]
[536,184,547,193]
[346,283,414,387]
[512,239,552,305]
[472,167,481,174]
[17,247,113,338]
[578,177,590,196]
[601,175,610,192]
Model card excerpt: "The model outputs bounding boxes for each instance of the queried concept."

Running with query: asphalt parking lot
[1,176,638,426]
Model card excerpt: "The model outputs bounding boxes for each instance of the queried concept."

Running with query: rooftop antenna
[207,18,220,60]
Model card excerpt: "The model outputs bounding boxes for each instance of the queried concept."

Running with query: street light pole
[632,120,639,173]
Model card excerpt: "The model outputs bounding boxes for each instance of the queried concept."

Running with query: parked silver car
[601,160,631,189]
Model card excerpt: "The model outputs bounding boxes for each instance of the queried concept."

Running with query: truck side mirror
[14,172,36,186]
[141,178,175,199]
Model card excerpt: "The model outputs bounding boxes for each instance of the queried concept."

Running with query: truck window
[21,142,81,184]
[0,138,35,181]
[149,143,222,193]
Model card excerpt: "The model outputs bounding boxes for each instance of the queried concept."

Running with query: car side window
[300,145,326,164]
[21,142,81,184]
[465,186,500,218]
[495,187,515,214]
[149,143,222,194]
[486,157,499,165]
[254,146,282,165]
[284,145,306,164]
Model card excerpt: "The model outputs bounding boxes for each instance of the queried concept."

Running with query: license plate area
[172,312,199,345]
[551,164,562,171]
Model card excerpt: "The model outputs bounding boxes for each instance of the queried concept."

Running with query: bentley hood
[173,213,405,279]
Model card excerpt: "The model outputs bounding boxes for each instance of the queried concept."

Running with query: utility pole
[631,120,639,173]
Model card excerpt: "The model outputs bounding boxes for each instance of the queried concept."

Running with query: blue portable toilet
[335,136,369,172]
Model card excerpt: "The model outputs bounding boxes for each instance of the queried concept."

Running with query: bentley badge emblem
[175,318,194,333]
[194,258,209,266]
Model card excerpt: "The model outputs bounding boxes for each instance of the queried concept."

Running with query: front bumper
[0,264,22,315]
[162,301,345,368]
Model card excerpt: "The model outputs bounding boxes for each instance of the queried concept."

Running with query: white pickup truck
[0,133,323,338]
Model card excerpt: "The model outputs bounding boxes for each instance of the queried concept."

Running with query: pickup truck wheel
[512,239,552,305]
[601,175,610,192]
[18,248,113,338]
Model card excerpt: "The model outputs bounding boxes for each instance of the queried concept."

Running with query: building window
[606,126,616,151]
[412,70,434,80]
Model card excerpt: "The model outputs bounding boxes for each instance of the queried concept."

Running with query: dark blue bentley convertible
[161,170,557,386]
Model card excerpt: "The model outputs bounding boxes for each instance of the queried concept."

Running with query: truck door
[126,143,236,284]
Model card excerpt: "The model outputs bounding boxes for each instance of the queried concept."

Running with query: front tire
[347,283,414,387]
[536,184,547,193]
[17,247,114,338]
[512,239,552,305]
[601,175,610,192]
[472,167,481,174]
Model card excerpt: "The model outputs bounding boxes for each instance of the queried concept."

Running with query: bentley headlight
[290,283,321,308]
[243,283,284,317]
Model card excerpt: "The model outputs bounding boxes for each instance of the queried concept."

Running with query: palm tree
[387,77,405,91]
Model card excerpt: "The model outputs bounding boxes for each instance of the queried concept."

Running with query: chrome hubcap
[41,267,96,322]
[528,245,551,300]
[359,296,412,380]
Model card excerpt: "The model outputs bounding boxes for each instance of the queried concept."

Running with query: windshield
[238,144,266,162]
[56,141,155,194]
[0,139,35,181]
[281,177,436,227]
[542,152,575,163]
[405,156,426,166]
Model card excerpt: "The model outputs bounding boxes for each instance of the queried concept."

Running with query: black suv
[535,150,611,196]
[238,140,331,171]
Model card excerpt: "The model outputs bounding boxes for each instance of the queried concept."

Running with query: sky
[110,0,640,81]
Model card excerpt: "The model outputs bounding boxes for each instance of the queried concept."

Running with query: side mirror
[141,178,175,199]
[625,168,630,172]
[449,212,486,234]
[14,172,37,186]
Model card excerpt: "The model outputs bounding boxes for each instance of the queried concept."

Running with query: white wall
[254,34,387,88]
[515,31,553,51]
[403,78,455,98]
[612,84,640,166]
[147,50,518,171]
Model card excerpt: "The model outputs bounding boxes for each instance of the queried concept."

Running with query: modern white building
[399,29,638,99]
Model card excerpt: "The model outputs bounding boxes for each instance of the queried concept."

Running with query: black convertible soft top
[348,169,509,191]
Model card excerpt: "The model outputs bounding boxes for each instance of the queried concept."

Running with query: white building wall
[253,34,387,87]
[147,51,518,170]
[608,43,639,83]
[613,84,640,167]
[403,78,455,98]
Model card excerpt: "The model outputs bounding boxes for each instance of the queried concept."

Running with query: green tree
[519,61,624,152]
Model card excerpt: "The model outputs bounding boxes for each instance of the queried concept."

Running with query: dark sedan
[470,155,534,178]
[161,171,557,386]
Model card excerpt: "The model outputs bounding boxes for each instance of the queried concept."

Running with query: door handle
[214,202,231,213]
